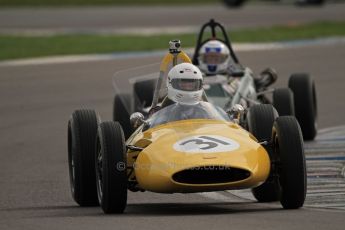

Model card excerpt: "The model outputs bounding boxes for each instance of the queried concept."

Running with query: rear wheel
[247,104,280,202]
[273,88,295,116]
[68,109,99,206]
[113,93,132,139]
[133,79,156,112]
[96,121,127,214]
[289,73,317,140]
[247,104,278,142]
[273,116,306,209]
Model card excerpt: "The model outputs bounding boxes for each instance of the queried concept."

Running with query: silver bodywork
[204,67,257,111]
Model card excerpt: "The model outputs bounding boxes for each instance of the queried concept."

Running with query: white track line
[222,126,345,210]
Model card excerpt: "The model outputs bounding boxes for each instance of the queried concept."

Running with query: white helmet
[167,63,203,105]
[198,40,230,75]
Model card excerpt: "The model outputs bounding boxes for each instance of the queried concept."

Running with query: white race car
[192,19,318,140]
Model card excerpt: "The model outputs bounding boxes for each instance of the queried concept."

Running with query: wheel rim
[68,123,76,195]
[70,156,75,193]
[312,82,318,129]
[273,132,282,188]
[274,135,280,167]
[96,136,103,203]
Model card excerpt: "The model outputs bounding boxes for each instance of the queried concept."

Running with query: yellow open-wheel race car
[67,41,306,214]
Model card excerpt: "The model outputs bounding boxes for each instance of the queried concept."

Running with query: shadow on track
[2,202,284,218]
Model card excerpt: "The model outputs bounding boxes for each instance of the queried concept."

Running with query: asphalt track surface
[0,3,345,35]
[0,42,345,229]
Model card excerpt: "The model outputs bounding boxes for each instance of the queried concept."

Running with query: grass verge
[0,21,344,61]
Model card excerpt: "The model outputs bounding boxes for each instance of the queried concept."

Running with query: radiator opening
[172,166,250,184]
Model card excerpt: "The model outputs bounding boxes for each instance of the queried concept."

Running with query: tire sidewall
[289,74,317,140]
[96,122,127,213]
[273,88,295,116]
[273,116,306,209]
[67,110,100,206]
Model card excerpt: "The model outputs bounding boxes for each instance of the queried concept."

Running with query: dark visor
[171,79,202,91]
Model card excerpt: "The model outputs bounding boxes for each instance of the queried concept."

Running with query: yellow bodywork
[159,51,192,72]
[126,119,271,193]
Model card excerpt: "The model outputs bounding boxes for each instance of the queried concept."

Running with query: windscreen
[147,101,229,129]
[112,61,182,108]
[112,62,161,115]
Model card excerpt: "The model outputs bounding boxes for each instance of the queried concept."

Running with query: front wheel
[68,109,99,206]
[96,121,127,214]
[247,104,280,202]
[273,116,306,209]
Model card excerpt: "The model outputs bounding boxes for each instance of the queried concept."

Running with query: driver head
[198,40,230,75]
[167,63,203,105]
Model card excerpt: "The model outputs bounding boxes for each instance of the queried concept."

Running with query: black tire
[306,0,324,4]
[95,121,127,214]
[113,93,132,139]
[273,88,295,116]
[247,104,280,202]
[289,73,317,140]
[247,104,278,142]
[273,116,306,209]
[223,0,246,7]
[133,79,156,111]
[68,109,99,206]
[296,0,324,6]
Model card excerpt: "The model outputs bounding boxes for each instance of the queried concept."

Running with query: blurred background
[1,1,345,229]
[0,0,344,60]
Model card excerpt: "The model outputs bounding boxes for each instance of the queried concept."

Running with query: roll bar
[192,19,240,65]
[150,40,192,108]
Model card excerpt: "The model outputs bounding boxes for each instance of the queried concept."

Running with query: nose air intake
[172,166,251,184]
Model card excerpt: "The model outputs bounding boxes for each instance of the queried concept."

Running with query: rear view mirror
[130,112,145,129]
[226,104,245,122]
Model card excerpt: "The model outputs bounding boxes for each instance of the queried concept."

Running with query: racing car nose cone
[203,156,218,159]
[173,135,240,154]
